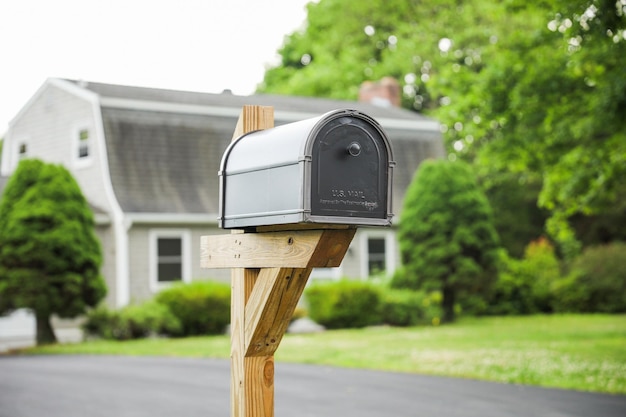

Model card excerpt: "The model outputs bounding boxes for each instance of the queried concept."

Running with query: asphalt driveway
[1,355,624,417]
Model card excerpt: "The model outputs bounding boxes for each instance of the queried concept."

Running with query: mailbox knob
[347,141,362,157]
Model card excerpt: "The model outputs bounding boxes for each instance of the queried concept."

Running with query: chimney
[358,77,401,107]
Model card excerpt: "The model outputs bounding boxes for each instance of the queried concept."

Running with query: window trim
[359,229,396,278]
[17,142,28,160]
[367,237,387,276]
[72,123,93,168]
[9,136,30,171]
[149,229,191,292]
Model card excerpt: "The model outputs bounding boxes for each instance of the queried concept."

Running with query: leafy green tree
[552,242,626,313]
[435,0,626,257]
[261,0,626,257]
[392,159,501,322]
[487,237,562,315]
[481,172,548,258]
[0,159,106,345]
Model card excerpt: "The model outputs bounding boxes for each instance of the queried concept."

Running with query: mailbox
[218,109,395,229]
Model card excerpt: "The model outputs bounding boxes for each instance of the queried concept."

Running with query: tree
[260,0,626,257]
[0,159,106,345]
[481,172,548,258]
[434,0,626,257]
[392,159,501,322]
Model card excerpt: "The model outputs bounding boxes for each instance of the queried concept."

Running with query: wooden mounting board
[200,228,356,269]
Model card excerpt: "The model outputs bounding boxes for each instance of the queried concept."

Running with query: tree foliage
[434,0,626,257]
[553,242,626,313]
[392,160,501,322]
[0,159,106,345]
[260,0,626,257]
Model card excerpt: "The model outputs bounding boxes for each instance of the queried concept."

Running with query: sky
[0,0,314,136]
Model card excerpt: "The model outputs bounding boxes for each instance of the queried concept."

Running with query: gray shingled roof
[73,79,435,123]
[69,80,444,217]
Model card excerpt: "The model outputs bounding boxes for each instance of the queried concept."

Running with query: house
[0,77,444,310]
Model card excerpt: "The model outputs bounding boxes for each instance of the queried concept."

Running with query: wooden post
[230,105,275,417]
[202,106,356,417]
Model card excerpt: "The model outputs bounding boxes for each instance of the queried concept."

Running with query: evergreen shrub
[487,238,561,315]
[392,159,501,322]
[155,280,231,335]
[0,159,106,344]
[305,280,382,329]
[380,288,442,326]
[83,301,181,340]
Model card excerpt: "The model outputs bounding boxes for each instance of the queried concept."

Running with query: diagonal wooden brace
[244,267,313,357]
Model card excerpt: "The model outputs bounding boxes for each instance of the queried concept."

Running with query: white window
[8,138,29,171]
[149,229,191,291]
[78,128,90,159]
[368,237,387,275]
[360,230,396,278]
[73,125,93,168]
[18,142,28,160]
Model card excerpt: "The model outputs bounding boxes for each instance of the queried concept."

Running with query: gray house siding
[2,81,112,213]
[5,83,89,169]
[95,224,117,307]
[126,226,153,303]
[125,224,232,303]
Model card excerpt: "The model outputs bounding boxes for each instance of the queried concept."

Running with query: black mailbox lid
[306,110,394,224]
[219,109,395,228]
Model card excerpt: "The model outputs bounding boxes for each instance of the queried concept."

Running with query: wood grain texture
[201,229,356,269]
[230,267,260,417]
[243,356,274,416]
[244,267,313,357]
[229,105,274,417]
[308,228,357,268]
[232,105,274,140]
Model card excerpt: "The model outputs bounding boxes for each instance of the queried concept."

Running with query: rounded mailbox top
[219,109,395,229]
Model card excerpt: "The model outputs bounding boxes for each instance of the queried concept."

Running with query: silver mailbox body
[218,109,395,229]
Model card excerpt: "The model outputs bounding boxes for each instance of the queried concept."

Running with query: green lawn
[27,314,626,394]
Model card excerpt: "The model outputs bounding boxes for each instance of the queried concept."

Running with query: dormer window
[78,129,90,158]
[73,125,93,168]
[18,143,28,159]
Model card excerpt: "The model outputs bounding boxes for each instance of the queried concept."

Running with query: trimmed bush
[155,280,231,336]
[82,305,115,338]
[118,301,182,338]
[553,242,626,313]
[82,301,181,340]
[380,289,442,326]
[305,280,382,329]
